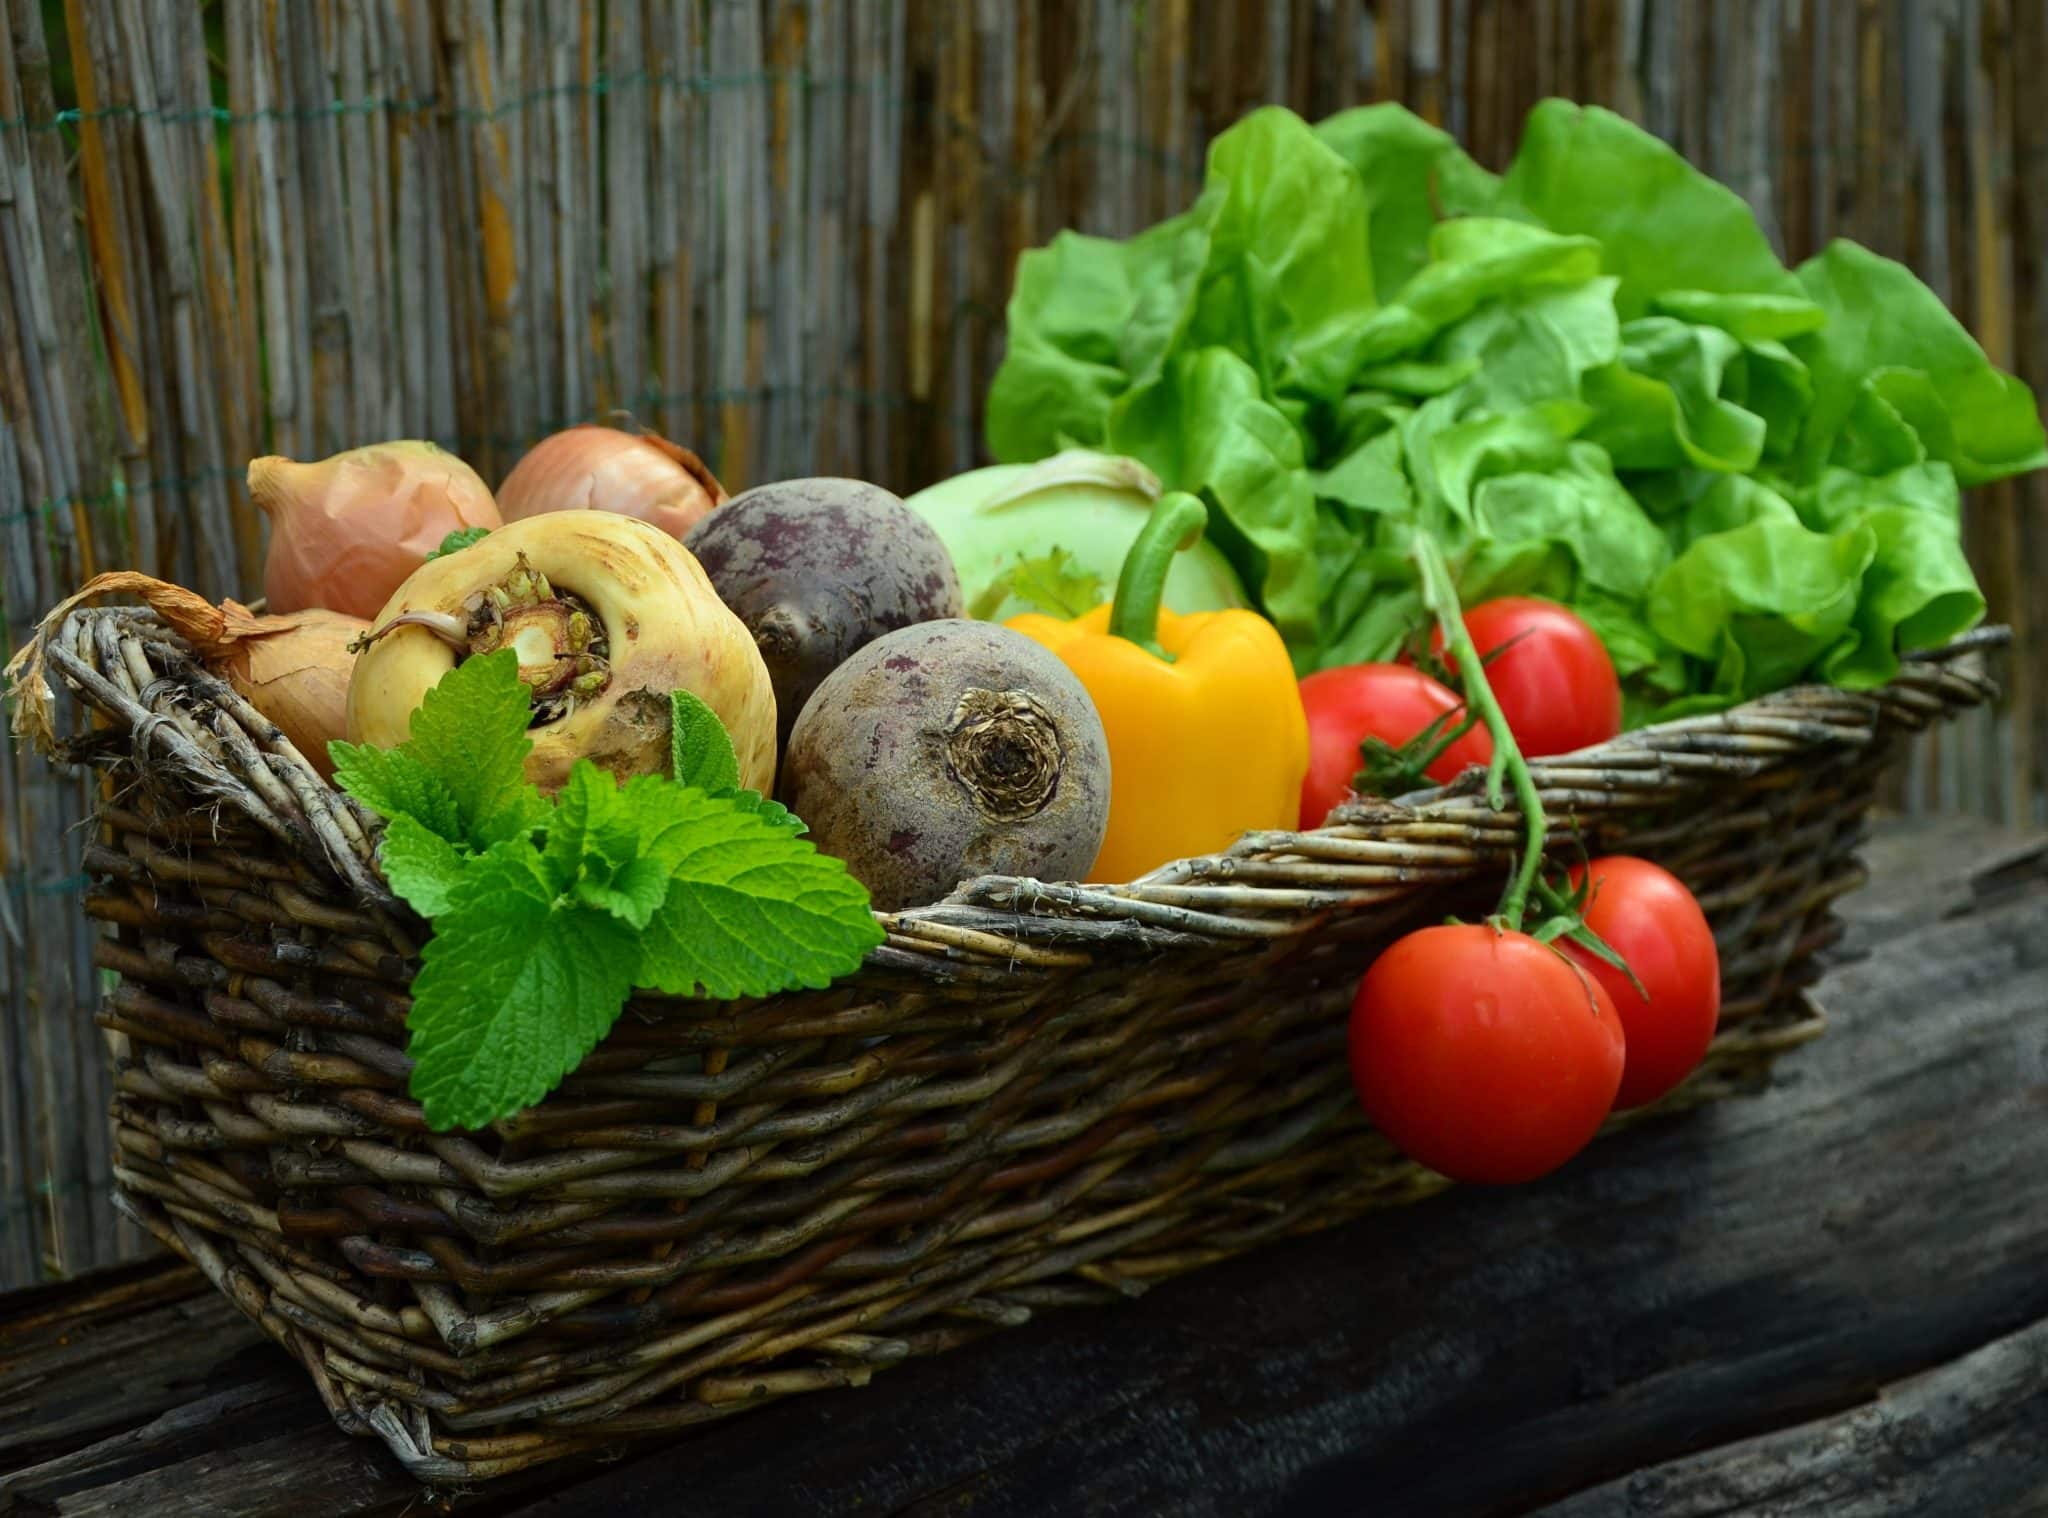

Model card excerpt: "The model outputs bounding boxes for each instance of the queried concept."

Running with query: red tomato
[1349,925,1625,1184]
[1297,664,1494,828]
[1561,856,1721,1109]
[1430,597,1621,758]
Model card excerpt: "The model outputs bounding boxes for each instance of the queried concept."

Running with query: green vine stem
[1409,535,1548,932]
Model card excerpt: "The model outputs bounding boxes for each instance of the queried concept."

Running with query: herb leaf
[334,657,879,1132]
[968,548,1107,620]
[377,813,471,917]
[401,651,549,846]
[636,791,884,1000]
[328,744,463,841]
[404,839,640,1131]
[670,689,741,793]
[548,767,690,930]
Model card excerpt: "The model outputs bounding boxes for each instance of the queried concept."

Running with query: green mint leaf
[404,839,639,1131]
[634,791,883,1000]
[328,742,463,839]
[572,866,674,930]
[540,765,677,930]
[378,813,472,917]
[726,788,806,835]
[426,525,492,561]
[543,761,645,891]
[670,689,741,793]
[403,650,549,847]
[968,548,1107,620]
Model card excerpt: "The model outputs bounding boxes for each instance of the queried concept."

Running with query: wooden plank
[0,1273,264,1467]
[0,1381,322,1509]
[28,1424,420,1518]
[1531,1313,2048,1516]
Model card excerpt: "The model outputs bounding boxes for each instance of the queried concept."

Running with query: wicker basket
[14,603,2005,1482]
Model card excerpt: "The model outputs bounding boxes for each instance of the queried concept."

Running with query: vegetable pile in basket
[10,100,2040,1188]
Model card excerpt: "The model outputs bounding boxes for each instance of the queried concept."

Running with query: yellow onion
[496,423,727,541]
[2,572,363,777]
[251,441,502,619]
[347,512,775,793]
[221,610,365,779]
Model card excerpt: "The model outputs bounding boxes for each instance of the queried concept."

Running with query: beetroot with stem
[684,478,963,747]
[780,620,1111,912]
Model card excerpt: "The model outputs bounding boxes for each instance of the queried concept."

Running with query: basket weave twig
[13,604,2005,1482]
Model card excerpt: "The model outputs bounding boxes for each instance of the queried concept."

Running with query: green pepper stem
[1410,534,1547,932]
[1109,491,1208,660]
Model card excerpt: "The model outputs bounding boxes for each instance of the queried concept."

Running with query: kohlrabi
[904,450,1251,623]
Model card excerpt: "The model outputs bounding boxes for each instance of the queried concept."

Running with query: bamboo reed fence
[1,0,2043,1290]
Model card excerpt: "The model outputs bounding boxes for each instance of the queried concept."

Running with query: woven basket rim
[18,606,2009,975]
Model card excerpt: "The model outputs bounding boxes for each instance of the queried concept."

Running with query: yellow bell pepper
[1008,492,1308,883]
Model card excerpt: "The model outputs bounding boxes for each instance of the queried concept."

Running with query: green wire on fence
[0,468,228,532]
[0,385,976,530]
[0,66,1203,176]
[2,872,91,899]
[0,1176,123,1236]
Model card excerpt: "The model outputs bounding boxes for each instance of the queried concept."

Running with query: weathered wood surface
[1538,1315,2048,1518]
[0,816,2042,1518]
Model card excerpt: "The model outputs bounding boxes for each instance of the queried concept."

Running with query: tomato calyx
[1527,872,1650,1005]
[1353,702,1485,797]
[1442,874,1648,1012]
[1395,619,1522,689]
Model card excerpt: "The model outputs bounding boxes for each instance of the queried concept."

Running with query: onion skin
[497,425,727,542]
[222,610,365,780]
[1,571,361,777]
[347,513,775,793]
[252,441,501,620]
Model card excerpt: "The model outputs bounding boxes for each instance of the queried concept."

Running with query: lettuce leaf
[1648,518,1876,704]
[1107,348,1324,653]
[1791,240,2047,487]
[1312,103,1502,297]
[1491,100,1804,316]
[983,98,2037,705]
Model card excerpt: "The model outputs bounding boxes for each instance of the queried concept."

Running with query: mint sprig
[332,653,883,1131]
[670,688,741,794]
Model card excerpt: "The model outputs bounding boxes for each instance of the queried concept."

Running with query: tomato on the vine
[1297,663,1494,828]
[1561,856,1721,1109]
[1429,597,1620,758]
[1349,925,1624,1184]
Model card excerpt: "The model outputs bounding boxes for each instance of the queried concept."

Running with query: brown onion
[2,572,364,777]
[251,441,501,619]
[222,610,364,779]
[496,423,727,541]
